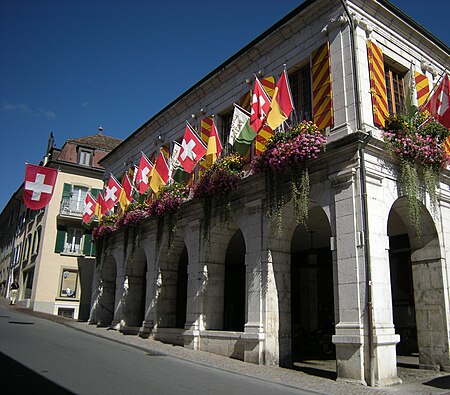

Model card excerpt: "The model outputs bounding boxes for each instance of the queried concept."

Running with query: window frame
[384,63,407,115]
[59,269,79,298]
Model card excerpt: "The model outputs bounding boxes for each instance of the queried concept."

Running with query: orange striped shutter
[239,90,252,112]
[311,42,333,130]
[367,40,388,127]
[261,76,275,99]
[414,71,430,107]
[255,124,274,156]
[199,117,213,172]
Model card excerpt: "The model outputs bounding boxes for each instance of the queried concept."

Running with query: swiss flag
[250,77,271,132]
[178,124,207,173]
[82,192,97,224]
[95,192,107,219]
[103,175,122,211]
[135,153,153,194]
[423,74,450,128]
[23,164,58,210]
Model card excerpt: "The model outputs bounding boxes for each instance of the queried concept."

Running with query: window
[221,110,234,156]
[65,228,83,254]
[61,184,88,215]
[79,149,92,166]
[60,270,78,298]
[385,65,406,115]
[290,65,312,122]
[58,308,75,318]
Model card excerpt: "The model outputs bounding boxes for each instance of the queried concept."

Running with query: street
[0,306,315,395]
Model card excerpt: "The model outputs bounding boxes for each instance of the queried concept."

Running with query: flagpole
[418,68,448,112]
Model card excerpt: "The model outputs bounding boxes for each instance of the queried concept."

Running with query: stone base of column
[139,320,154,338]
[184,329,200,350]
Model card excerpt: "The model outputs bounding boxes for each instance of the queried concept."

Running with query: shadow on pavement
[423,375,450,390]
[0,352,74,394]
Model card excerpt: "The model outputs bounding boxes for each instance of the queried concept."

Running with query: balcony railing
[63,244,82,255]
[60,197,84,217]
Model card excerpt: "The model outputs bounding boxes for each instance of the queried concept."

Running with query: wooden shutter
[83,233,94,256]
[311,42,334,130]
[55,227,67,253]
[62,183,72,199]
[367,40,388,127]
[414,71,430,107]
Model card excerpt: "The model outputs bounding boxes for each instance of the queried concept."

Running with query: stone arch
[121,246,147,329]
[96,255,117,327]
[388,197,449,369]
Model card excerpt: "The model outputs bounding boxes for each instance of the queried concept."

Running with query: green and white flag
[170,141,190,184]
[229,104,257,156]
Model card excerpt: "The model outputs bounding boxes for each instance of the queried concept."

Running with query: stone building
[88,0,450,387]
[0,130,122,320]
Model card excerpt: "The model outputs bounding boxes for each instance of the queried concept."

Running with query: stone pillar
[184,219,204,350]
[243,200,265,364]
[330,168,366,385]
[111,273,126,330]
[365,170,400,386]
[142,233,157,336]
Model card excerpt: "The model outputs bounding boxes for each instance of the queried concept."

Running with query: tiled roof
[67,133,123,151]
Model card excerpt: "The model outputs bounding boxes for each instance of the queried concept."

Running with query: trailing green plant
[383,112,450,235]
[251,121,327,235]
[193,153,244,242]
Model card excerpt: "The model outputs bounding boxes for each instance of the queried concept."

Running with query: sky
[0,0,449,212]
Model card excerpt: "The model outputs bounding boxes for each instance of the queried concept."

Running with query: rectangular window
[58,308,75,318]
[64,228,83,254]
[79,149,92,166]
[221,110,234,156]
[385,65,406,115]
[290,65,312,122]
[60,269,78,298]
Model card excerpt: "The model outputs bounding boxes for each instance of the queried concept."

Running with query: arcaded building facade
[88,0,450,386]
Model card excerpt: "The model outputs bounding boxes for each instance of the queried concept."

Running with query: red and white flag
[95,192,107,219]
[83,192,97,224]
[23,164,58,210]
[135,153,153,194]
[178,123,207,173]
[423,74,450,128]
[119,174,134,211]
[250,77,271,132]
[104,174,122,211]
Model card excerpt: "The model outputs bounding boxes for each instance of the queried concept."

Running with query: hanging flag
[239,90,252,112]
[250,77,271,132]
[199,117,213,173]
[423,74,450,128]
[170,141,191,184]
[255,124,274,156]
[83,192,97,224]
[104,174,122,211]
[267,70,294,130]
[367,40,388,128]
[135,153,153,195]
[261,76,276,99]
[415,71,430,107]
[205,119,222,168]
[95,192,107,220]
[178,123,207,173]
[23,164,58,210]
[229,104,257,157]
[406,64,419,118]
[150,149,170,194]
[119,174,133,211]
[443,135,450,157]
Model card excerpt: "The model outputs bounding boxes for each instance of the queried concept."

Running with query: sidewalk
[1,298,449,395]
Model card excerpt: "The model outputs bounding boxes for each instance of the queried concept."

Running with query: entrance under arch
[97,255,117,327]
[223,230,246,332]
[290,206,334,360]
[388,198,448,369]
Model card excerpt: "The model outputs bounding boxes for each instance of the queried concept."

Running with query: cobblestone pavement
[2,299,449,395]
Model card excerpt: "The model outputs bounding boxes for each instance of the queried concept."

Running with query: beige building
[0,130,121,320]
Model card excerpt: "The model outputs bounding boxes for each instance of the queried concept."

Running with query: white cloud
[2,101,57,120]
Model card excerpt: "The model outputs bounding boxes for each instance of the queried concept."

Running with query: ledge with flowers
[382,111,450,235]
[91,120,329,253]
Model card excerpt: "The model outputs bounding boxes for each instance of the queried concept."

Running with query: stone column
[330,168,366,385]
[243,200,265,364]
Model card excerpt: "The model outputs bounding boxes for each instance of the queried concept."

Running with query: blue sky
[0,0,449,212]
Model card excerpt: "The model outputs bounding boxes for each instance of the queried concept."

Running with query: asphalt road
[0,307,316,395]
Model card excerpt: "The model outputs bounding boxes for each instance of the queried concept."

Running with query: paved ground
[1,298,449,395]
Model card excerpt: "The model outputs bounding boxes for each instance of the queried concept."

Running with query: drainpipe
[340,0,375,386]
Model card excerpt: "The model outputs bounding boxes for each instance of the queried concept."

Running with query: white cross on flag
[23,164,58,210]
[135,153,153,194]
[250,77,271,132]
[82,192,97,224]
[104,174,122,211]
[178,123,207,174]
